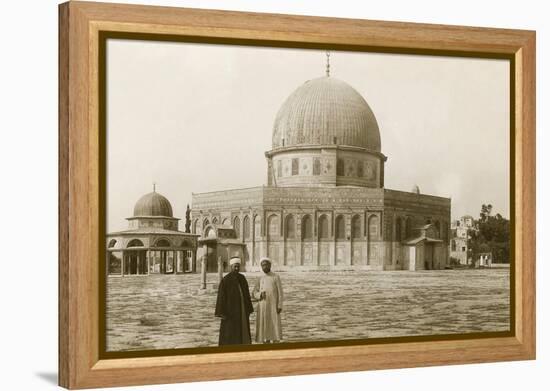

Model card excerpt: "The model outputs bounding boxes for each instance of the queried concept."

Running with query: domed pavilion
[106,188,199,276]
[191,62,450,272]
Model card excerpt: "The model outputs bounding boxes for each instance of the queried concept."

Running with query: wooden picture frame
[58,1,536,389]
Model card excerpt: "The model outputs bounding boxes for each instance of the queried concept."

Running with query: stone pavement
[106,269,510,351]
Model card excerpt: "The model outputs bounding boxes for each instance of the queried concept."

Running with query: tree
[185,204,191,233]
[469,204,510,263]
[479,204,493,223]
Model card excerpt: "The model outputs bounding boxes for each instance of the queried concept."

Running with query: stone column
[385,212,392,269]
[330,210,336,266]
[296,214,302,266]
[348,214,353,266]
[390,215,395,265]
[313,240,319,267]
[217,255,223,282]
[200,245,208,290]
[313,209,319,266]
[281,210,285,267]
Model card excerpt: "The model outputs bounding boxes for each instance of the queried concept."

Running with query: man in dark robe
[215,257,254,345]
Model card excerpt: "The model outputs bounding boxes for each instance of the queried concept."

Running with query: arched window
[267,215,279,239]
[405,217,412,238]
[291,158,299,175]
[318,215,329,239]
[243,215,251,240]
[127,239,144,248]
[451,240,457,251]
[154,239,171,247]
[357,163,364,177]
[203,218,209,227]
[313,158,321,176]
[337,159,345,176]
[395,217,402,241]
[302,215,313,240]
[434,220,441,238]
[285,215,295,239]
[212,217,218,225]
[254,215,261,239]
[335,215,346,239]
[192,219,198,234]
[222,218,229,226]
[108,239,117,248]
[368,215,379,239]
[351,215,361,239]
[233,216,241,238]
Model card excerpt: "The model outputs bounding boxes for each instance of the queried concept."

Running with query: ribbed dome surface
[133,192,173,217]
[272,77,381,150]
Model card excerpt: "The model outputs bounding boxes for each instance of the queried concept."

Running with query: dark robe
[215,271,254,346]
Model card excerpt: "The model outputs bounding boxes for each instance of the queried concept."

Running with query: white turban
[260,257,271,264]
[229,257,241,266]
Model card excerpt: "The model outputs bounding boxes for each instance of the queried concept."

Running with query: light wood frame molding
[58,1,536,389]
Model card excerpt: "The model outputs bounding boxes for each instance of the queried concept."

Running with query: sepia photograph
[104,39,511,352]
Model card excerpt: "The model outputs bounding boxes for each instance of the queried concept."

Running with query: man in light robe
[215,257,253,346]
[252,257,284,343]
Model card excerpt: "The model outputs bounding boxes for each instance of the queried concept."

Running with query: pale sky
[106,39,510,232]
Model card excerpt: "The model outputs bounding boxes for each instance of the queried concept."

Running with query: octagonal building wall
[191,186,450,271]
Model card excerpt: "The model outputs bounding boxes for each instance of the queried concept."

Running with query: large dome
[133,191,173,217]
[272,77,381,151]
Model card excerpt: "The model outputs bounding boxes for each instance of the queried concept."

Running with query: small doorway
[424,244,434,270]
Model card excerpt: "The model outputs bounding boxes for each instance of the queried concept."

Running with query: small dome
[133,191,173,217]
[272,77,381,151]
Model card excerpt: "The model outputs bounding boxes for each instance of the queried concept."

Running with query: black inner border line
[98,30,516,360]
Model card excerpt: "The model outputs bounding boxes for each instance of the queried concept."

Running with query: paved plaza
[106,269,510,351]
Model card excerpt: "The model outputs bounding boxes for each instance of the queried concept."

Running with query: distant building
[450,215,476,265]
[106,190,199,276]
[191,69,451,272]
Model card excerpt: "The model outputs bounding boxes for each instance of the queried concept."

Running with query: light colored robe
[253,272,284,343]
